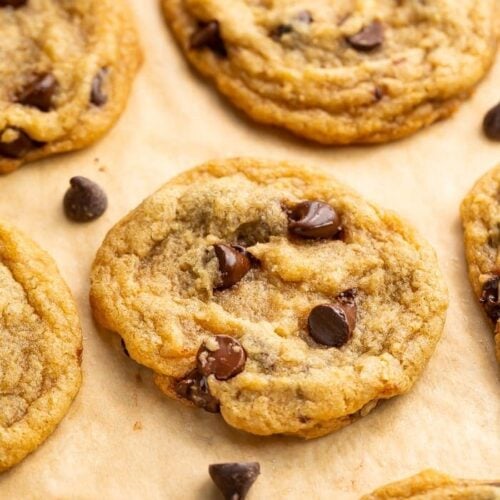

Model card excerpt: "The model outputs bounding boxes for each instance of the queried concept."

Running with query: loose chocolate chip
[483,102,500,141]
[190,20,227,57]
[308,291,357,348]
[63,176,108,222]
[480,275,500,323]
[214,244,252,290]
[197,335,246,381]
[17,73,58,112]
[0,0,27,7]
[175,369,220,413]
[0,129,40,158]
[287,201,342,239]
[347,21,384,51]
[270,23,293,39]
[209,462,260,500]
[90,68,108,107]
[296,10,313,23]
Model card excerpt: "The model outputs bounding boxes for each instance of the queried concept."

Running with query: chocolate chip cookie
[362,469,500,499]
[161,1,497,144]
[0,221,82,471]
[461,166,500,364]
[0,0,142,173]
[90,158,448,438]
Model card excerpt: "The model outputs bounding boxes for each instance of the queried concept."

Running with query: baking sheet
[0,1,499,498]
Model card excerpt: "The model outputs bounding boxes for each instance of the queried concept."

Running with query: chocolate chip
[270,24,293,39]
[0,129,41,158]
[296,10,313,23]
[175,369,220,413]
[190,20,227,57]
[214,244,252,290]
[483,102,500,141]
[197,335,246,381]
[374,86,384,101]
[480,275,500,323]
[209,462,260,500]
[90,68,108,107]
[287,201,342,239]
[347,21,384,51]
[0,0,27,7]
[63,176,108,222]
[17,73,58,112]
[308,291,357,348]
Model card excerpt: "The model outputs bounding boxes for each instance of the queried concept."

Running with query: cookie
[361,469,500,499]
[90,158,448,438]
[461,165,500,364]
[161,0,497,144]
[0,0,142,173]
[0,221,82,471]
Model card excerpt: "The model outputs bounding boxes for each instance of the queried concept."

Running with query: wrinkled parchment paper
[0,2,499,498]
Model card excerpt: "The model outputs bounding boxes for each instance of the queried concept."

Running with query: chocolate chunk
[287,201,342,239]
[296,10,313,23]
[308,291,357,347]
[483,102,500,141]
[63,176,108,222]
[91,68,108,106]
[175,369,220,413]
[0,0,27,7]
[197,335,246,381]
[190,20,227,57]
[214,244,252,290]
[0,129,40,158]
[480,275,500,323]
[17,73,58,112]
[271,24,293,39]
[347,21,384,51]
[209,462,260,500]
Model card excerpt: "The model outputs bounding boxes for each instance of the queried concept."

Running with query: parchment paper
[0,2,499,498]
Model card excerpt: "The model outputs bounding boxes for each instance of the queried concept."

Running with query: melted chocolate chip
[0,129,41,158]
[271,23,293,39]
[209,462,260,500]
[91,68,108,106]
[483,102,500,141]
[480,275,500,323]
[63,176,108,222]
[0,0,27,7]
[214,244,252,290]
[190,20,227,57]
[347,21,384,51]
[197,335,246,381]
[175,369,220,413]
[308,290,357,348]
[17,73,58,112]
[287,201,342,239]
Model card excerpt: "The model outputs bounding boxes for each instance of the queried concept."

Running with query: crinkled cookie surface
[90,158,448,438]
[162,0,497,144]
[0,0,142,173]
[0,221,82,471]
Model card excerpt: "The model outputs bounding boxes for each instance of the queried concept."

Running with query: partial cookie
[90,158,448,438]
[0,222,82,471]
[161,1,497,144]
[0,0,142,173]
[461,166,500,363]
[362,469,500,499]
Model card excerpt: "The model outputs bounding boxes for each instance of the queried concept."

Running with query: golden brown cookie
[0,221,82,471]
[361,469,500,499]
[161,0,497,144]
[461,165,500,364]
[90,158,448,438]
[0,0,142,173]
